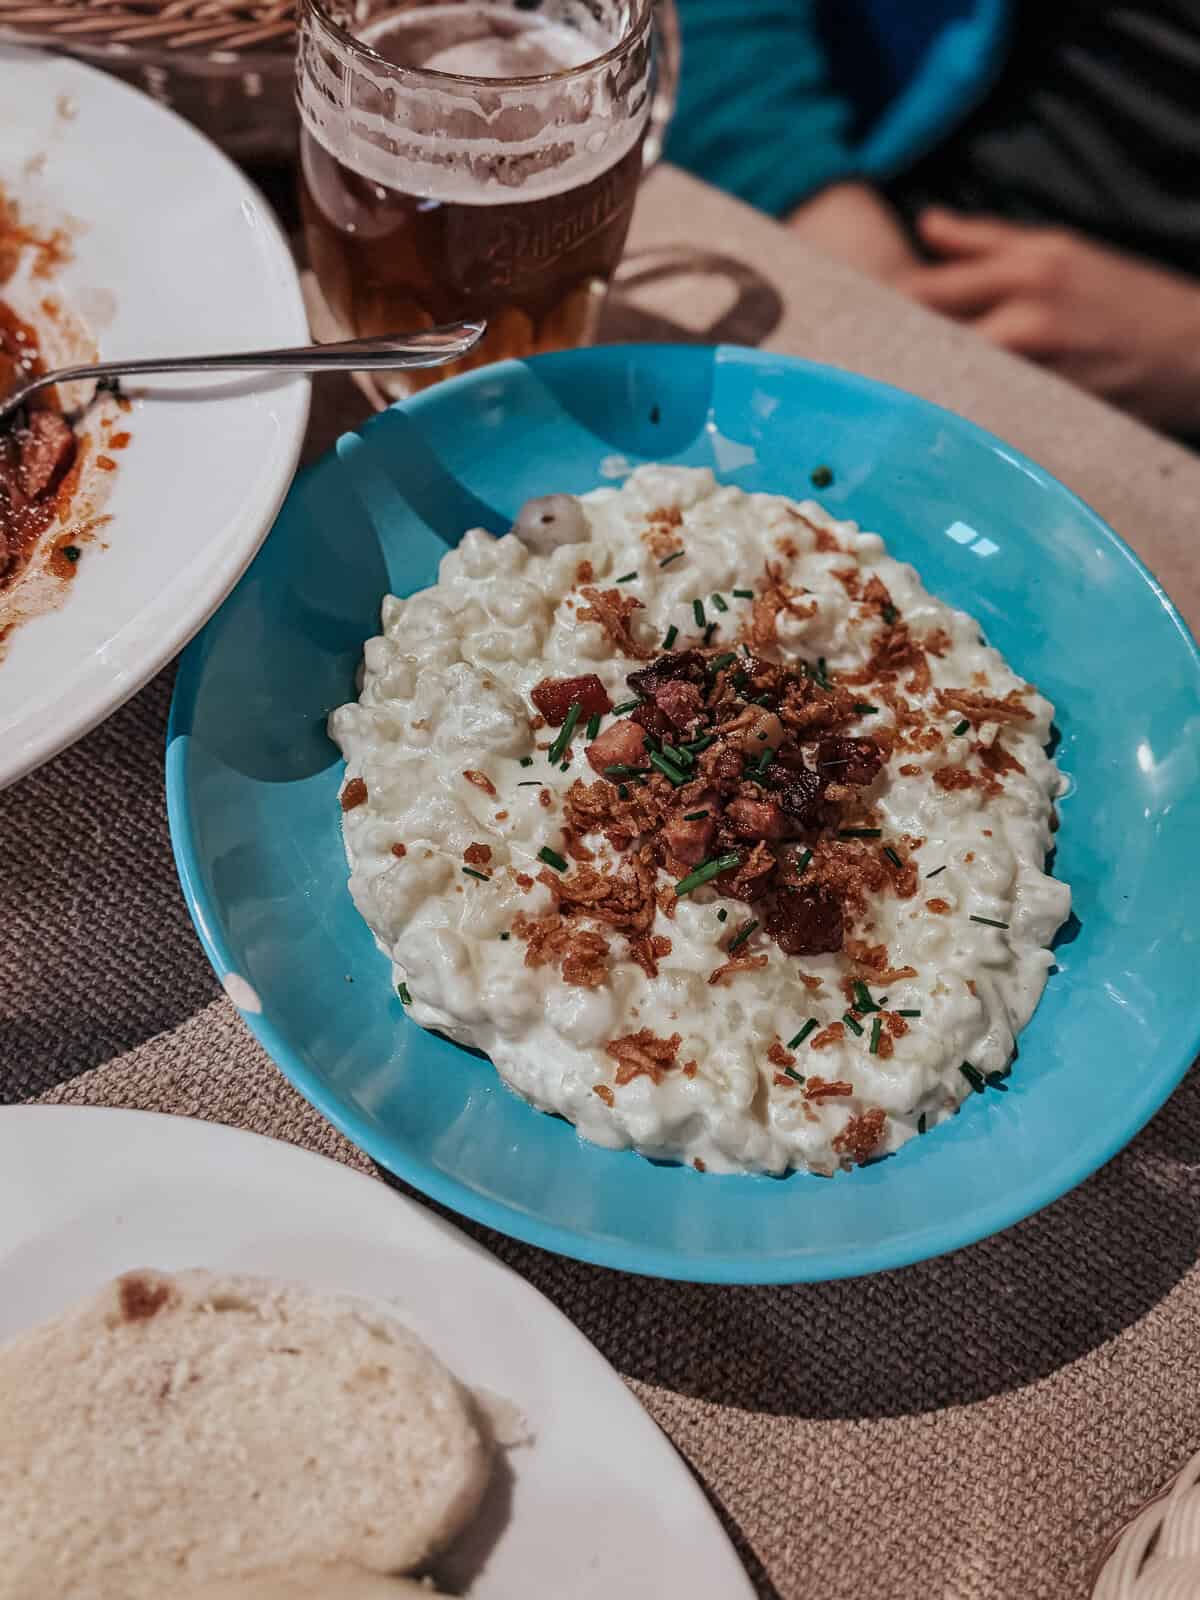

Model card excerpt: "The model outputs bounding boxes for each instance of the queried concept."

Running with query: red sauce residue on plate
[0,296,79,594]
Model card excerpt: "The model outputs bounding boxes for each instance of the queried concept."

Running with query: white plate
[0,49,310,789]
[0,1106,754,1598]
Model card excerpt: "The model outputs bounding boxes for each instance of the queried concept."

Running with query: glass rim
[302,0,656,89]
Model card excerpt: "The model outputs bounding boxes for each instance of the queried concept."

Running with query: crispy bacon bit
[861,575,897,620]
[578,585,653,659]
[683,1059,698,1077]
[774,765,826,829]
[340,777,367,811]
[663,804,717,866]
[562,930,610,987]
[722,841,778,904]
[390,842,407,858]
[808,1025,845,1053]
[977,740,1026,778]
[512,911,610,988]
[693,1157,707,1172]
[877,1031,895,1060]
[462,769,497,797]
[899,763,922,777]
[775,536,800,559]
[805,1073,853,1097]
[586,718,647,776]
[539,788,553,808]
[628,932,672,978]
[926,897,951,914]
[515,872,533,891]
[531,673,612,725]
[813,526,840,553]
[744,562,817,649]
[933,766,982,793]
[593,1083,615,1106]
[832,566,862,599]
[774,1072,797,1088]
[708,953,769,985]
[936,687,1034,724]
[563,830,595,863]
[575,560,595,584]
[923,627,952,657]
[767,883,844,956]
[798,972,824,991]
[655,678,705,728]
[817,736,883,787]
[832,1108,887,1164]
[726,797,788,842]
[767,1039,796,1068]
[605,1027,682,1085]
[464,842,492,866]
[883,1011,910,1039]
[495,810,509,821]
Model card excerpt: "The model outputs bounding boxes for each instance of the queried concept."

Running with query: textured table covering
[5,166,1200,1600]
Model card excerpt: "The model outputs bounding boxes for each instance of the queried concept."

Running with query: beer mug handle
[644,0,681,169]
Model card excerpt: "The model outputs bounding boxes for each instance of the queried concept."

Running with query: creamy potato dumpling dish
[330,466,1069,1176]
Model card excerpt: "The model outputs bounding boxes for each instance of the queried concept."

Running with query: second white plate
[0,1106,754,1598]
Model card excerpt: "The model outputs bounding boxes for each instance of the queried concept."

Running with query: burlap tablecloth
[5,168,1200,1600]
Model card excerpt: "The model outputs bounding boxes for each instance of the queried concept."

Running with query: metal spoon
[0,320,486,426]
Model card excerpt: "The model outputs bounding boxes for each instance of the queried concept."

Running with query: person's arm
[901,210,1200,435]
[665,0,858,218]
[788,182,921,283]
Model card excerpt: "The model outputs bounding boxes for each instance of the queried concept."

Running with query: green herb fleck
[692,598,707,629]
[728,918,759,954]
[683,810,709,822]
[882,603,899,625]
[62,544,81,563]
[869,1016,883,1055]
[707,651,738,675]
[547,702,581,765]
[659,549,684,568]
[517,780,543,787]
[538,846,569,873]
[897,1009,922,1018]
[612,698,641,715]
[810,464,833,489]
[604,763,649,779]
[792,847,813,875]
[842,1013,865,1037]
[853,703,878,715]
[839,827,882,839]
[969,915,1009,929]
[662,625,679,650]
[397,982,412,1005]
[704,621,718,645]
[684,734,715,754]
[675,852,741,897]
[918,1112,927,1135]
[783,1065,806,1084]
[960,1061,986,1094]
[586,712,601,741]
[717,908,728,922]
[953,719,970,736]
[616,570,638,583]
[617,784,629,799]
[926,865,946,879]
[462,866,491,882]
[710,592,729,613]
[986,1071,1010,1092]
[520,756,534,767]
[788,1019,818,1049]
[884,846,903,869]
[649,750,689,786]
[852,980,878,1014]
[732,588,754,599]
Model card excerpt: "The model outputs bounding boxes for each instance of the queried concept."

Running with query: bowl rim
[166,342,1200,1283]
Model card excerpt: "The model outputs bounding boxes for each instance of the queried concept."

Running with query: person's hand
[789,183,920,284]
[901,208,1200,434]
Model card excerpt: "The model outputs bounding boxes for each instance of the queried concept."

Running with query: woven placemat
[0,666,1193,1599]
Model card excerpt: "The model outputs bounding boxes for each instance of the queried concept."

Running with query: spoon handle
[0,320,486,421]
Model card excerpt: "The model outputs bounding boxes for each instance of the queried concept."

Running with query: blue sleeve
[664,0,858,217]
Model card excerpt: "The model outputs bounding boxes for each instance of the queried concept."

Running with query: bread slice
[0,1270,491,1599]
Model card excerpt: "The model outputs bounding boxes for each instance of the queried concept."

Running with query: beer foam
[299,2,649,206]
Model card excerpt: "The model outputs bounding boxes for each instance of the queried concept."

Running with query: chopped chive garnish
[717,908,728,922]
[674,851,741,897]
[707,651,738,675]
[788,1019,818,1049]
[462,866,491,882]
[842,1013,865,1037]
[538,846,568,873]
[560,761,570,772]
[917,1112,927,1135]
[926,865,947,879]
[659,549,685,568]
[869,1016,883,1054]
[839,828,882,839]
[586,712,601,741]
[740,642,752,655]
[612,698,641,715]
[661,742,692,768]
[810,464,833,488]
[783,1066,806,1084]
[882,603,899,625]
[710,592,729,613]
[618,784,629,799]
[754,746,774,775]
[662,625,679,649]
[547,702,581,765]
[683,810,709,822]
[806,657,831,689]
[792,848,813,875]
[692,598,707,629]
[953,719,970,736]
[986,1071,1009,1092]
[604,763,649,779]
[684,734,715,754]
[884,846,903,869]
[897,1009,922,1018]
[732,588,754,599]
[616,570,638,583]
[520,756,534,767]
[649,751,689,786]
[960,1061,986,1094]
[852,980,877,1014]
[728,918,759,953]
[397,982,412,1005]
[517,780,544,786]
[969,915,1009,929]
[703,622,718,645]
[500,931,510,940]
[62,544,81,562]
[853,703,879,715]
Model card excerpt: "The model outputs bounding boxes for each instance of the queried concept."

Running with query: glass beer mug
[296,0,680,394]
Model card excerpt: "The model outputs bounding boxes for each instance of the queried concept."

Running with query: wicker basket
[1091,1447,1200,1597]
[0,2,299,163]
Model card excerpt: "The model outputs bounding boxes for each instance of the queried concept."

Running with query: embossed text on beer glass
[296,0,678,396]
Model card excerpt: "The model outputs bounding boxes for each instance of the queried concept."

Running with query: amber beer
[298,3,653,393]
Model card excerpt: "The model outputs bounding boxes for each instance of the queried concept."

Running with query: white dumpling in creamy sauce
[510,494,590,555]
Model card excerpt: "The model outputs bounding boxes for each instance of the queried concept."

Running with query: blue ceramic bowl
[167,345,1200,1283]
